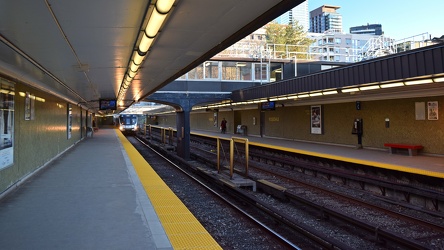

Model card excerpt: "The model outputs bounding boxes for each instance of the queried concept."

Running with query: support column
[176,107,191,160]
[146,92,231,160]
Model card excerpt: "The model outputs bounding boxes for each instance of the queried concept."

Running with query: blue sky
[308,0,444,40]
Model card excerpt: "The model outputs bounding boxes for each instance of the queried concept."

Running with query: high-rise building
[309,5,342,33]
[275,1,309,31]
[350,24,383,35]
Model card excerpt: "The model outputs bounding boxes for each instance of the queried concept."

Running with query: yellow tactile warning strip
[249,141,444,179]
[116,130,222,250]
[193,131,444,178]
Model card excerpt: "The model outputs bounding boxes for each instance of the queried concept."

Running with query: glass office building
[309,5,342,33]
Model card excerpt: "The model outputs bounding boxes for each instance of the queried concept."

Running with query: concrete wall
[0,78,87,194]
[155,96,444,155]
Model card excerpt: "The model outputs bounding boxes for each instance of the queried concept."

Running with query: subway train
[118,114,139,134]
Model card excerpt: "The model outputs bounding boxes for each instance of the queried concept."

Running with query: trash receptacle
[236,125,247,135]
[87,127,93,137]
[241,125,247,135]
[236,125,243,134]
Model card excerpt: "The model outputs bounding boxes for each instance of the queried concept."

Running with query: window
[187,63,204,79]
[254,63,268,82]
[204,61,219,79]
[221,62,252,81]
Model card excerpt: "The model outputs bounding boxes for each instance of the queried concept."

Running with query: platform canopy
[0,0,302,113]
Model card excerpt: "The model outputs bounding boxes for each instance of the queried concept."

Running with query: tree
[265,21,314,59]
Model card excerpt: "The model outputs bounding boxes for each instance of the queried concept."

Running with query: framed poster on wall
[24,92,35,120]
[310,105,323,134]
[67,103,72,139]
[428,101,438,120]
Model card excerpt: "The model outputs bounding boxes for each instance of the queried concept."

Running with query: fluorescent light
[269,98,278,101]
[433,77,444,83]
[322,90,338,95]
[287,95,299,99]
[128,70,137,78]
[118,0,175,102]
[133,51,145,65]
[380,82,404,88]
[405,79,433,85]
[359,85,380,91]
[298,94,309,98]
[309,92,323,97]
[146,8,168,38]
[125,74,132,83]
[139,34,154,53]
[156,0,175,13]
[277,97,288,100]
[130,61,139,73]
[341,87,360,93]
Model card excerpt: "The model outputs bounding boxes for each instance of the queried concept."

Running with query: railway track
[127,136,305,249]
[139,129,444,248]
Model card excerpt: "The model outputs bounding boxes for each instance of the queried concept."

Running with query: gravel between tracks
[130,137,291,250]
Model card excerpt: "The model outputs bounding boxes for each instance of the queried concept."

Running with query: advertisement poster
[428,101,438,120]
[311,105,322,134]
[0,80,14,170]
[67,103,72,139]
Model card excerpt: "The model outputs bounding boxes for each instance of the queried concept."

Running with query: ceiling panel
[0,0,302,112]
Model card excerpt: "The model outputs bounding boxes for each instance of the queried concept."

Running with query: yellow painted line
[192,130,444,178]
[116,130,222,250]
[249,141,444,179]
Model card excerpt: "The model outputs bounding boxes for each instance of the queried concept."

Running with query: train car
[118,114,139,134]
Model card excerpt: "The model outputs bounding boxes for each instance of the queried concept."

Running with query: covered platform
[0,129,220,249]
[193,130,444,179]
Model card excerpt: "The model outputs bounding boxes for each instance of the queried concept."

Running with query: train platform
[192,130,444,179]
[0,129,221,249]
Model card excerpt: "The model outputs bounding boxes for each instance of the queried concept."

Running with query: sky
[307,0,444,41]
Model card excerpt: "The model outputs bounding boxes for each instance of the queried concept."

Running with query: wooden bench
[383,143,423,156]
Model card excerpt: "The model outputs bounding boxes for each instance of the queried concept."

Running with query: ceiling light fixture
[380,82,404,88]
[404,79,433,85]
[359,85,380,91]
[309,92,323,97]
[117,0,175,102]
[341,87,360,93]
[322,90,338,95]
[433,77,444,83]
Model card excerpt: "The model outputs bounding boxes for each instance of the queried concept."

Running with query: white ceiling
[0,0,301,112]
